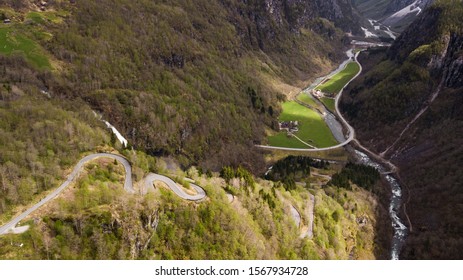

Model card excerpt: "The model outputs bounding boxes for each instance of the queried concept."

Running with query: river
[355,150,408,260]
[300,49,408,259]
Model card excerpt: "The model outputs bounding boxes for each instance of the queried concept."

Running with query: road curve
[0,153,206,235]
[143,174,206,201]
[257,52,362,152]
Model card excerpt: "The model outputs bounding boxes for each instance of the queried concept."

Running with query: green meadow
[0,26,51,69]
[321,97,336,112]
[297,92,319,108]
[268,101,338,148]
[316,62,360,94]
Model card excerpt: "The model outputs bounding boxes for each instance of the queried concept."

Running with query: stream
[300,49,408,259]
[355,151,408,260]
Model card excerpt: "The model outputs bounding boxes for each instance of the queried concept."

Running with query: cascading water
[355,150,408,260]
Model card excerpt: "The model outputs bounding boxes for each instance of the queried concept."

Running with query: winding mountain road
[142,174,206,201]
[0,153,206,235]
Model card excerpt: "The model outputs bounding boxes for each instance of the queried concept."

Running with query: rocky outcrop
[442,34,463,88]
[236,0,361,48]
[425,32,463,88]
[389,3,463,86]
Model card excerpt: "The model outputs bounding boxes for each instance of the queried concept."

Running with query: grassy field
[316,62,360,94]
[0,26,51,69]
[297,93,319,108]
[268,101,338,148]
[321,97,336,112]
[26,11,66,25]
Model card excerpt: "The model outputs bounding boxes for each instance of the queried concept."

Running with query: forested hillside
[0,55,110,223]
[40,0,359,172]
[0,0,359,226]
[341,0,463,259]
[0,0,361,174]
[0,156,387,260]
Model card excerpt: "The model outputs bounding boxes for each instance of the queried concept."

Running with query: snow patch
[367,19,397,40]
[368,19,380,30]
[361,27,378,38]
[264,166,273,176]
[385,0,422,22]
[384,26,397,40]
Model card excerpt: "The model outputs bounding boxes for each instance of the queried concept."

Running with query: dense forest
[265,156,329,181]
[0,54,109,222]
[328,163,380,191]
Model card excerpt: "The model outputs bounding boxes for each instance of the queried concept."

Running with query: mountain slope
[0,0,363,234]
[0,0,364,174]
[342,0,463,259]
[43,0,361,172]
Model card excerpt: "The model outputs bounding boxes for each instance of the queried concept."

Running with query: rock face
[342,1,463,259]
[260,0,352,26]
[442,34,463,88]
[389,3,463,86]
[239,0,361,47]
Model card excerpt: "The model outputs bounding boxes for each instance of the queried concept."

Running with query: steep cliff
[342,0,463,259]
[227,0,361,51]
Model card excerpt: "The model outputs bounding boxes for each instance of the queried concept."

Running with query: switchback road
[0,153,206,235]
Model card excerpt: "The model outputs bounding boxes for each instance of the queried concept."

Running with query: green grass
[26,11,65,25]
[316,62,360,94]
[0,26,50,69]
[26,12,46,24]
[321,97,336,112]
[268,101,338,148]
[297,93,318,108]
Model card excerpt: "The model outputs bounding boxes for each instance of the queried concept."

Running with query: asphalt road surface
[0,153,206,235]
